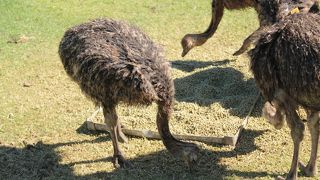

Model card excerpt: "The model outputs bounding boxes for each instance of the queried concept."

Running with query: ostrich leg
[299,111,320,177]
[96,105,128,143]
[103,104,130,168]
[278,103,305,180]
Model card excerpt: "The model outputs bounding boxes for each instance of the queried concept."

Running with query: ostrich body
[59,19,198,168]
[181,0,319,57]
[250,12,320,179]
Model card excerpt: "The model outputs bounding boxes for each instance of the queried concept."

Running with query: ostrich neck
[191,34,211,47]
[199,0,258,41]
[202,0,225,39]
[186,0,224,47]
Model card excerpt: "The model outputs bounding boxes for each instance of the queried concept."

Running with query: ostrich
[249,11,320,179]
[181,0,319,57]
[58,19,199,168]
[183,0,320,179]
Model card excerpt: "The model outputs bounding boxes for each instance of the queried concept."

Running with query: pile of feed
[92,63,260,138]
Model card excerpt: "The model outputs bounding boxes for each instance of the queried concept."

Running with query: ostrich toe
[276,174,297,180]
[276,175,286,180]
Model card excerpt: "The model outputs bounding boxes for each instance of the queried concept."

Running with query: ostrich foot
[276,175,297,180]
[276,175,285,180]
[276,169,298,180]
[112,155,132,168]
[285,172,298,180]
[298,161,317,177]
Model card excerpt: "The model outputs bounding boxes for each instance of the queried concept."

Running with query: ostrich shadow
[172,60,261,118]
[171,59,233,72]
[0,137,111,179]
[0,129,278,179]
[79,129,275,179]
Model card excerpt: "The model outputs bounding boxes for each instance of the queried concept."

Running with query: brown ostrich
[181,0,319,57]
[58,19,199,168]
[250,11,320,179]
[183,0,320,179]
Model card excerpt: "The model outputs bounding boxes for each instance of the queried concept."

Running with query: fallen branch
[232,93,261,144]
[86,93,260,146]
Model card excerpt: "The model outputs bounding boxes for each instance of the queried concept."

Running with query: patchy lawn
[0,0,318,179]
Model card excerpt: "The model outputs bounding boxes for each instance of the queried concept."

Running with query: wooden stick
[86,94,260,146]
[231,93,261,145]
[86,120,226,144]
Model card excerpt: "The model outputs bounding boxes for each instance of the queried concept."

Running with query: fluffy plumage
[250,12,320,179]
[183,0,320,179]
[238,2,320,180]
[59,19,168,106]
[250,13,320,109]
[59,19,199,168]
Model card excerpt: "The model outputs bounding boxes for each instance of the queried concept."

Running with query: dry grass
[0,0,319,179]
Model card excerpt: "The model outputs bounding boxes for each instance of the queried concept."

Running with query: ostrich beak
[181,34,192,57]
[181,48,190,57]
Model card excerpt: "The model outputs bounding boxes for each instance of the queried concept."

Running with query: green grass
[0,0,319,179]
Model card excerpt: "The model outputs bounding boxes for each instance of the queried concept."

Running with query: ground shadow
[173,63,260,118]
[171,59,233,72]
[80,128,275,179]
[0,129,278,179]
[0,137,110,179]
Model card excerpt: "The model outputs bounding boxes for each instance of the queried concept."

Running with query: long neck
[156,101,174,141]
[201,0,225,39]
[156,101,186,156]
[195,0,258,43]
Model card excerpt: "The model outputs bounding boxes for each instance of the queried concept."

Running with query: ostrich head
[181,142,200,167]
[181,34,208,57]
[181,0,224,57]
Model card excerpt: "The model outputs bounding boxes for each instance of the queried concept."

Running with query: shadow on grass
[93,129,272,179]
[0,137,110,179]
[0,128,277,179]
[171,59,233,72]
[173,62,260,118]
